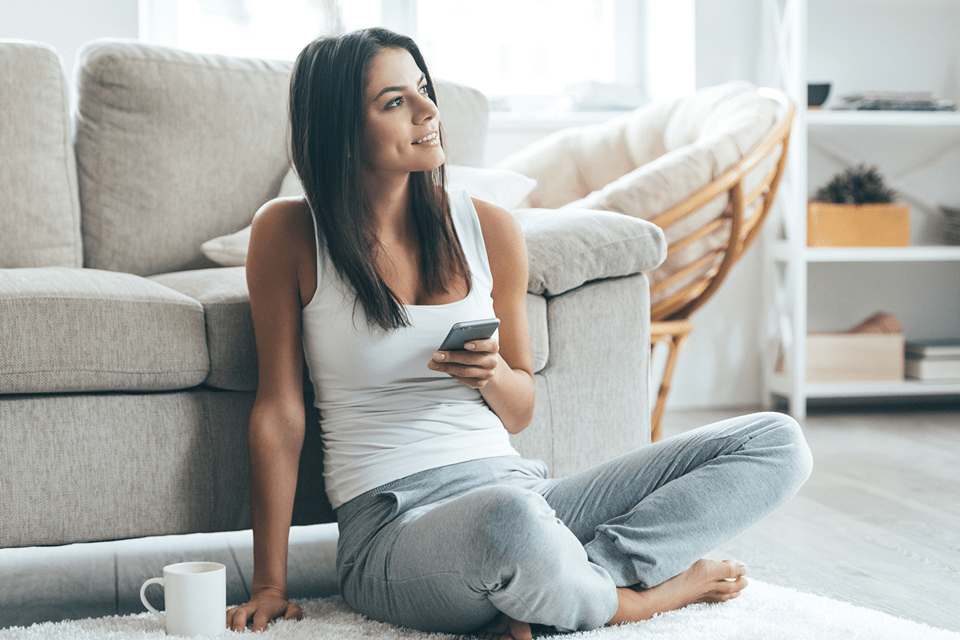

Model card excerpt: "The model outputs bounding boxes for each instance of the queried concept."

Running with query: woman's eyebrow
[374,73,426,101]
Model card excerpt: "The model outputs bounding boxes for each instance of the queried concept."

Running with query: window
[139,0,694,109]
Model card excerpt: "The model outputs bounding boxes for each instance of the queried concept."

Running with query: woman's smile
[413,131,440,146]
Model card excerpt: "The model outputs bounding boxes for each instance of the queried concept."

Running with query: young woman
[225,27,813,640]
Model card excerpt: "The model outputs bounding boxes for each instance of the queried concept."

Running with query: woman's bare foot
[607,558,748,625]
[476,612,533,640]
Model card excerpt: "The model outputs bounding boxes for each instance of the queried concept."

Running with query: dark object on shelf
[813,164,896,204]
[905,339,960,358]
[941,205,960,245]
[807,83,830,107]
[836,91,957,111]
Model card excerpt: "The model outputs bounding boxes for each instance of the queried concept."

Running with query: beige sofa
[0,39,666,549]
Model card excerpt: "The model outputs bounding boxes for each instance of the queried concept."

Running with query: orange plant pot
[807,202,910,247]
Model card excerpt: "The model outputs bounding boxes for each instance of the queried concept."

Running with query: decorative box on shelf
[807,202,910,247]
[806,332,905,383]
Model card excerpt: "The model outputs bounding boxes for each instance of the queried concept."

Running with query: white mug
[140,561,226,637]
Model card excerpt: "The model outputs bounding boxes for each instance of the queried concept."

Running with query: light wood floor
[1,406,958,632]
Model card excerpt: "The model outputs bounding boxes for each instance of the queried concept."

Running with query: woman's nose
[415,94,439,124]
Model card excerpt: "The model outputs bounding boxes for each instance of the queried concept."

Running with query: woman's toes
[720,559,747,580]
[718,576,748,599]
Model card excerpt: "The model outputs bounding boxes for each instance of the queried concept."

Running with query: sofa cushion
[75,40,293,276]
[0,40,82,268]
[516,208,666,297]
[0,268,208,393]
[149,268,257,391]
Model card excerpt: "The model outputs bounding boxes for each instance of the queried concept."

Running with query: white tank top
[300,189,519,508]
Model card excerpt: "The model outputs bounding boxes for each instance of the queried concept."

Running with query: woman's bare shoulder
[247,195,316,301]
[471,196,525,257]
[251,195,312,242]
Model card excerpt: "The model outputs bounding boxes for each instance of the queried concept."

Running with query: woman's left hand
[428,338,501,389]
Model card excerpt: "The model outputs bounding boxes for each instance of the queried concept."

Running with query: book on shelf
[905,356,960,381]
[835,91,957,111]
[904,339,960,380]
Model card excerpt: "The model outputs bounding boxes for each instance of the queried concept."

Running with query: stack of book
[836,91,957,111]
[904,340,960,381]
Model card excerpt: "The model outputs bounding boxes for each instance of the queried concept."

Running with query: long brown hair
[289,27,471,330]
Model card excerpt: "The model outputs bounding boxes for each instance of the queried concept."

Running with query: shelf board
[806,110,960,127]
[771,243,960,263]
[805,380,960,399]
[769,374,960,399]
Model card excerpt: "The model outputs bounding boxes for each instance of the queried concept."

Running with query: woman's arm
[429,198,535,434]
[227,199,315,632]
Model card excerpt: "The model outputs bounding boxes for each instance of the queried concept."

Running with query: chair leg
[649,320,694,442]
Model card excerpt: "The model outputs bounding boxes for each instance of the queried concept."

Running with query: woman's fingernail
[738,566,747,576]
[465,342,476,350]
[434,353,445,361]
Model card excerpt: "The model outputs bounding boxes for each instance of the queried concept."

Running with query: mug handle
[139,577,166,624]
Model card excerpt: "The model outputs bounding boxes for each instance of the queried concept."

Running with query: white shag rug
[3,580,957,640]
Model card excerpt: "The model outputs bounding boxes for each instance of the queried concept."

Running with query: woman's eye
[419,85,429,95]
[386,96,402,109]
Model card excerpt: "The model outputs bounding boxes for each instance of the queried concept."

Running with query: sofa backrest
[0,40,82,268]
[74,39,489,277]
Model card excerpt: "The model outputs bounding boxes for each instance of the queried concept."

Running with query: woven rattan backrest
[649,89,795,322]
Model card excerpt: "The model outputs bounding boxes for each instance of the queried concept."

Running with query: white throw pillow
[200,225,253,267]
[445,165,537,209]
[200,165,537,266]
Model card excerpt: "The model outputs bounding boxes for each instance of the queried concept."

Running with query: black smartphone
[437,318,501,351]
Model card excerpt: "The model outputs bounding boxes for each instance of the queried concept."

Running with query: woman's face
[361,47,444,177]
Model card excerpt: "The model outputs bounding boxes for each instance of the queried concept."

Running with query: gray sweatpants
[334,412,813,634]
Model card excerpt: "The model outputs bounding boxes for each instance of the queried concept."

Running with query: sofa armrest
[516,208,666,297]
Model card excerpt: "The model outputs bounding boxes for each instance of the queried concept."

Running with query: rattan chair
[647,89,793,439]
[499,84,795,441]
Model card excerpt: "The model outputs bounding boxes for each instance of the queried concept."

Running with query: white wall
[0,0,138,103]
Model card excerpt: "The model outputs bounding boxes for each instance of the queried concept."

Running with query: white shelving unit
[763,0,960,418]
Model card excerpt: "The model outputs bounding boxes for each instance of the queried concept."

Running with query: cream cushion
[497,81,777,308]
[0,41,82,268]
[75,40,292,276]
[0,268,208,393]
[200,166,538,267]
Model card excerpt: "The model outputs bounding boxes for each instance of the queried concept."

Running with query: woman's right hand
[226,587,303,633]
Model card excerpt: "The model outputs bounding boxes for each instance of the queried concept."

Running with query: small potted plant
[807,164,910,247]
